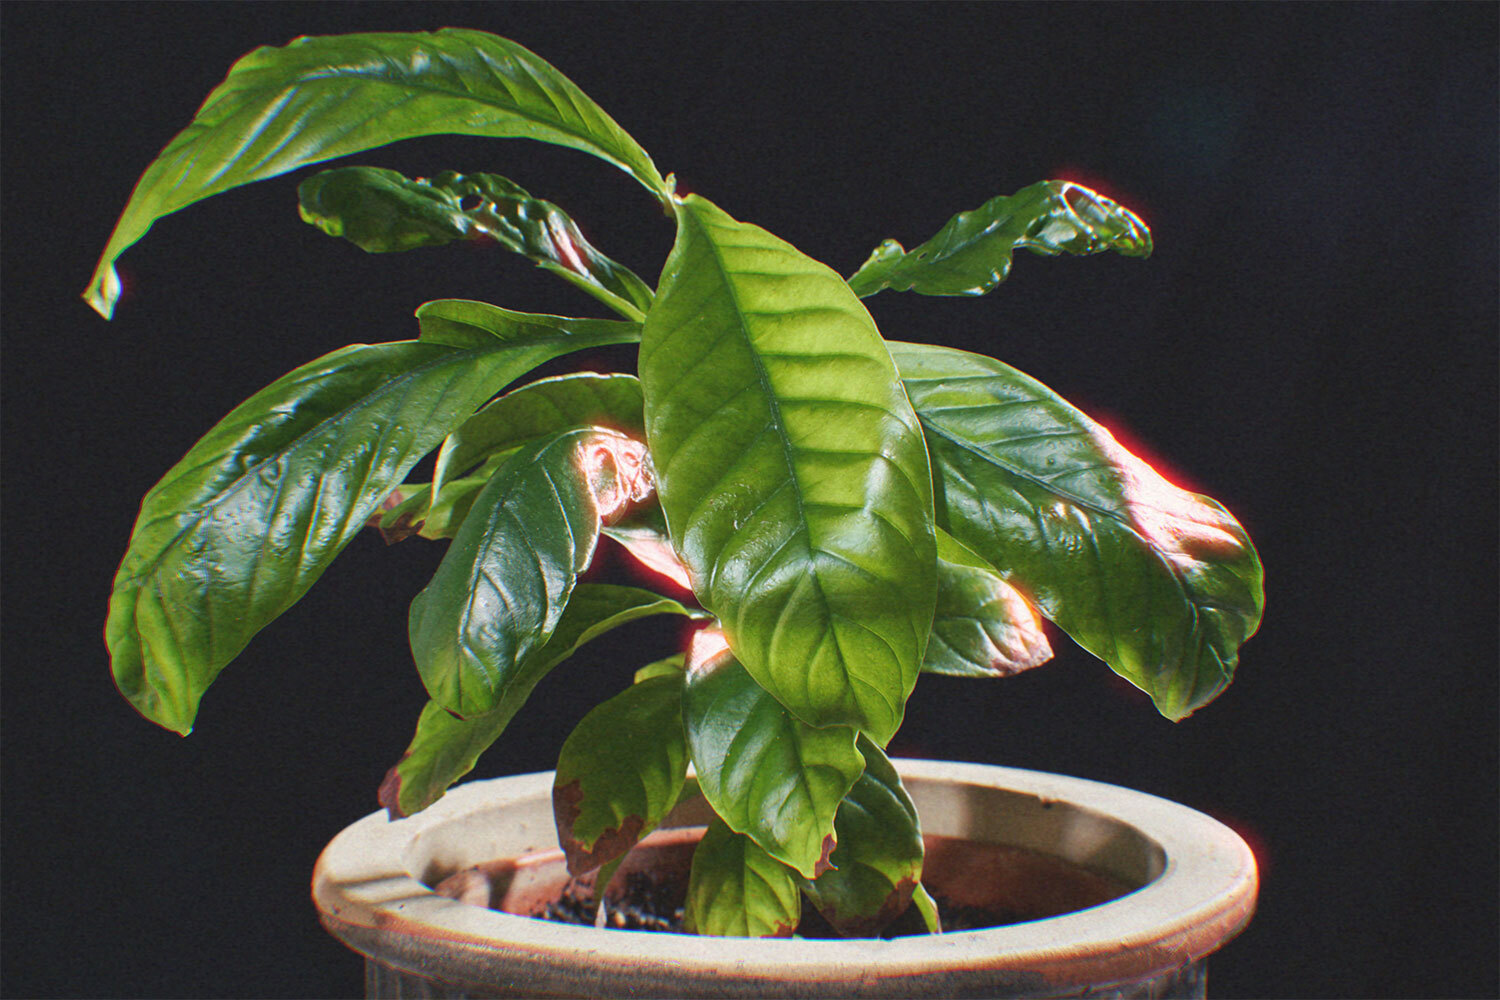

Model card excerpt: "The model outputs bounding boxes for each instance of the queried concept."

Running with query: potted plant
[90,28,1264,998]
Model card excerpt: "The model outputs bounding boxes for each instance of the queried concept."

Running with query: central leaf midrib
[684,208,835,628]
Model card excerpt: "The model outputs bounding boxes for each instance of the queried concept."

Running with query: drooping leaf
[892,341,1263,719]
[415,298,641,349]
[639,194,936,743]
[408,428,654,717]
[553,673,689,875]
[924,529,1053,677]
[433,372,645,504]
[380,584,704,817]
[911,883,943,934]
[681,630,865,880]
[797,737,924,937]
[107,328,632,735]
[683,817,802,938]
[847,180,1152,298]
[299,167,654,318]
[85,29,666,318]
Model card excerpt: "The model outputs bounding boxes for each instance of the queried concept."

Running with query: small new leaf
[683,818,801,938]
[848,180,1151,298]
[553,673,689,875]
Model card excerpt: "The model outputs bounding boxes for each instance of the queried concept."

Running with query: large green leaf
[681,635,865,879]
[299,167,654,318]
[408,427,653,717]
[552,673,689,875]
[847,180,1152,298]
[379,584,704,817]
[892,341,1263,719]
[107,328,630,735]
[924,529,1053,677]
[683,817,802,938]
[798,737,925,937]
[85,29,666,318]
[433,372,644,504]
[639,194,936,743]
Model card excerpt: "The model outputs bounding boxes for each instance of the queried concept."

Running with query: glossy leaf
[682,633,865,880]
[433,372,644,505]
[415,298,641,350]
[683,817,801,938]
[847,180,1152,298]
[85,29,666,318]
[600,501,695,592]
[632,652,685,684]
[924,529,1053,677]
[107,329,629,735]
[893,341,1263,719]
[639,194,936,743]
[408,428,653,717]
[299,167,653,318]
[380,584,704,817]
[553,673,689,875]
[797,737,924,937]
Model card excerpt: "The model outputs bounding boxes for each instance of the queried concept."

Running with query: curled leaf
[848,180,1151,298]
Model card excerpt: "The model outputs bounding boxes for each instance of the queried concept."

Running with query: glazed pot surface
[314,760,1256,998]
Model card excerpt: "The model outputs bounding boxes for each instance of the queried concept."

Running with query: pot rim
[313,759,1256,992]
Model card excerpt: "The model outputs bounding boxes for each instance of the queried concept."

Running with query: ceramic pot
[313,760,1257,999]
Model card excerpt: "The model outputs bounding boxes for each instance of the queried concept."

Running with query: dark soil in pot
[431,827,1135,938]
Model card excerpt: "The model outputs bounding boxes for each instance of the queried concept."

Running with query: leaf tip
[83,265,121,320]
[378,761,408,820]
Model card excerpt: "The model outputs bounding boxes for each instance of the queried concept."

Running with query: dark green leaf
[415,299,640,349]
[683,817,801,938]
[893,341,1263,719]
[639,194,936,743]
[299,167,654,318]
[553,673,689,875]
[847,180,1152,298]
[924,529,1053,677]
[107,329,628,735]
[380,583,704,817]
[797,737,924,937]
[433,372,644,503]
[85,29,666,318]
[408,428,654,717]
[681,634,865,879]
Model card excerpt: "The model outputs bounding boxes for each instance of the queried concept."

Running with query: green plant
[91,29,1263,939]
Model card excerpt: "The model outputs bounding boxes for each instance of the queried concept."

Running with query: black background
[3,3,1496,998]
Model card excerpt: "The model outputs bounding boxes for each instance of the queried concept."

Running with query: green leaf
[600,501,694,591]
[847,180,1152,298]
[911,883,943,934]
[415,299,640,350]
[299,167,654,319]
[380,583,704,817]
[107,329,629,735]
[797,737,924,937]
[683,817,802,938]
[408,427,654,717]
[639,194,936,743]
[85,29,666,318]
[681,636,865,879]
[892,341,1264,719]
[924,529,1053,677]
[553,673,689,875]
[433,372,645,505]
[633,652,686,684]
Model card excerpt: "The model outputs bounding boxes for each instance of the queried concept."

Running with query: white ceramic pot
[313,760,1257,998]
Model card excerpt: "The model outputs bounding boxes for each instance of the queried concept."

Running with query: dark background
[3,3,1495,998]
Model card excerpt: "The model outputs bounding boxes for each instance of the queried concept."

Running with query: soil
[433,829,1133,938]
